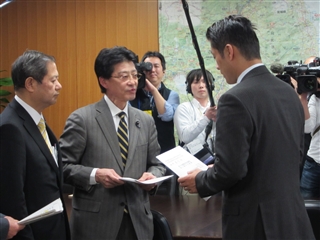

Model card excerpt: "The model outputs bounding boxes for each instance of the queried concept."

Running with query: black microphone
[270,63,284,75]
[135,121,140,128]
[204,120,213,142]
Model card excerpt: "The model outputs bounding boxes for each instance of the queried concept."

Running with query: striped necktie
[117,112,128,169]
[37,118,52,153]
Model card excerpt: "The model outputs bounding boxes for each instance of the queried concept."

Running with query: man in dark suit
[178,15,315,239]
[60,46,166,240]
[0,50,70,239]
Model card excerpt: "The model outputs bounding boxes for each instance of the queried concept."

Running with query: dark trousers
[116,212,138,240]
[300,155,320,199]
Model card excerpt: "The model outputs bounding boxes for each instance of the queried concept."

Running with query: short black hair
[94,46,138,93]
[141,51,166,71]
[206,15,261,60]
[185,68,215,94]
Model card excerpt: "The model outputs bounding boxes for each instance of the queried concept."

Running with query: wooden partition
[0,0,159,136]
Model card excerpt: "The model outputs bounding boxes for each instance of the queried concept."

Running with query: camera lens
[304,78,316,90]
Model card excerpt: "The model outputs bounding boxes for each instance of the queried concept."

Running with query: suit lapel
[11,99,60,176]
[95,99,124,172]
[125,107,139,170]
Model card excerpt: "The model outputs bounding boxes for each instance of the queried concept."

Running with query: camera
[135,62,152,89]
[280,59,320,94]
[276,74,291,85]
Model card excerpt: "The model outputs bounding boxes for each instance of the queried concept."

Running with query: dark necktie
[117,112,128,169]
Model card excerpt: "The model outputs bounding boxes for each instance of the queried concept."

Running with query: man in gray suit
[179,15,315,239]
[60,46,166,240]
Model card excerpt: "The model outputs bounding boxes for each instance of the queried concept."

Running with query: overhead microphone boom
[181,0,215,107]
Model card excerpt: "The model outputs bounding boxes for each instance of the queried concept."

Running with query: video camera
[135,62,152,89]
[280,58,320,94]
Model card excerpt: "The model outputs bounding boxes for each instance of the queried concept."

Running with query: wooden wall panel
[0,0,159,137]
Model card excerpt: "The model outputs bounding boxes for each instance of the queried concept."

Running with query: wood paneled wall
[0,0,159,136]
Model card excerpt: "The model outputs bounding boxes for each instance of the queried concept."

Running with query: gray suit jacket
[60,98,165,240]
[196,66,315,239]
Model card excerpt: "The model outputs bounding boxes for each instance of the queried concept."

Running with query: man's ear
[25,77,35,92]
[225,44,234,60]
[99,77,108,89]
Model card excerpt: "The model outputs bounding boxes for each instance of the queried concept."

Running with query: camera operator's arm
[144,79,179,121]
[290,77,310,120]
[144,79,166,115]
[290,77,298,90]
[299,93,310,120]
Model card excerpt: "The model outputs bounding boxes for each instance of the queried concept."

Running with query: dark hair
[206,15,261,60]
[141,51,166,71]
[11,50,56,91]
[185,69,215,94]
[94,46,138,93]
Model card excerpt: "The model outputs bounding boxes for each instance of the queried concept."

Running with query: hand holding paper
[156,146,208,177]
[177,168,202,193]
[156,146,211,200]
[119,175,173,185]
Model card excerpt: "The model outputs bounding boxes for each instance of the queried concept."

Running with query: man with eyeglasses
[60,46,166,240]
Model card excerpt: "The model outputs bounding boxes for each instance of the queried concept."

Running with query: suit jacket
[0,213,9,240]
[0,99,70,240]
[196,66,315,239]
[60,98,166,240]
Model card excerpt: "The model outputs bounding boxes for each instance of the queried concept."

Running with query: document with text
[18,198,63,225]
[156,146,208,177]
[156,146,211,201]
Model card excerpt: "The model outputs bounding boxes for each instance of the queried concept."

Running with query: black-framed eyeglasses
[111,72,142,81]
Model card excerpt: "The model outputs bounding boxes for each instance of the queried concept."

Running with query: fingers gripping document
[18,198,63,225]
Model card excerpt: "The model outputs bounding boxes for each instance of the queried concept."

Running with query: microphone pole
[181,0,215,107]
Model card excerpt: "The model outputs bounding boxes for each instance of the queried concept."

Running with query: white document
[120,175,173,185]
[156,146,208,177]
[156,146,211,201]
[18,198,63,225]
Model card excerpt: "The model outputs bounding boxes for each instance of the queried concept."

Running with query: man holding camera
[130,51,180,154]
[295,56,320,199]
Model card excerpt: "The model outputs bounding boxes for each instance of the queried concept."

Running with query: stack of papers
[18,198,63,225]
[120,175,173,185]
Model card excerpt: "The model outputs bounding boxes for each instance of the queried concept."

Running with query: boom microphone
[270,63,284,75]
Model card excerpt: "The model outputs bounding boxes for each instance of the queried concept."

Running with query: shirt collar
[237,63,264,83]
[103,94,128,117]
[15,95,43,124]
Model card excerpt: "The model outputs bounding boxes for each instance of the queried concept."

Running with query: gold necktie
[38,118,52,153]
[117,112,128,169]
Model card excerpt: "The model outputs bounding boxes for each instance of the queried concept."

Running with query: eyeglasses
[111,72,142,81]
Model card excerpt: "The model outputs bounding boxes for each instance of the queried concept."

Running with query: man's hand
[178,169,202,193]
[138,172,156,191]
[5,216,25,239]
[143,79,157,94]
[205,106,218,122]
[95,168,124,188]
